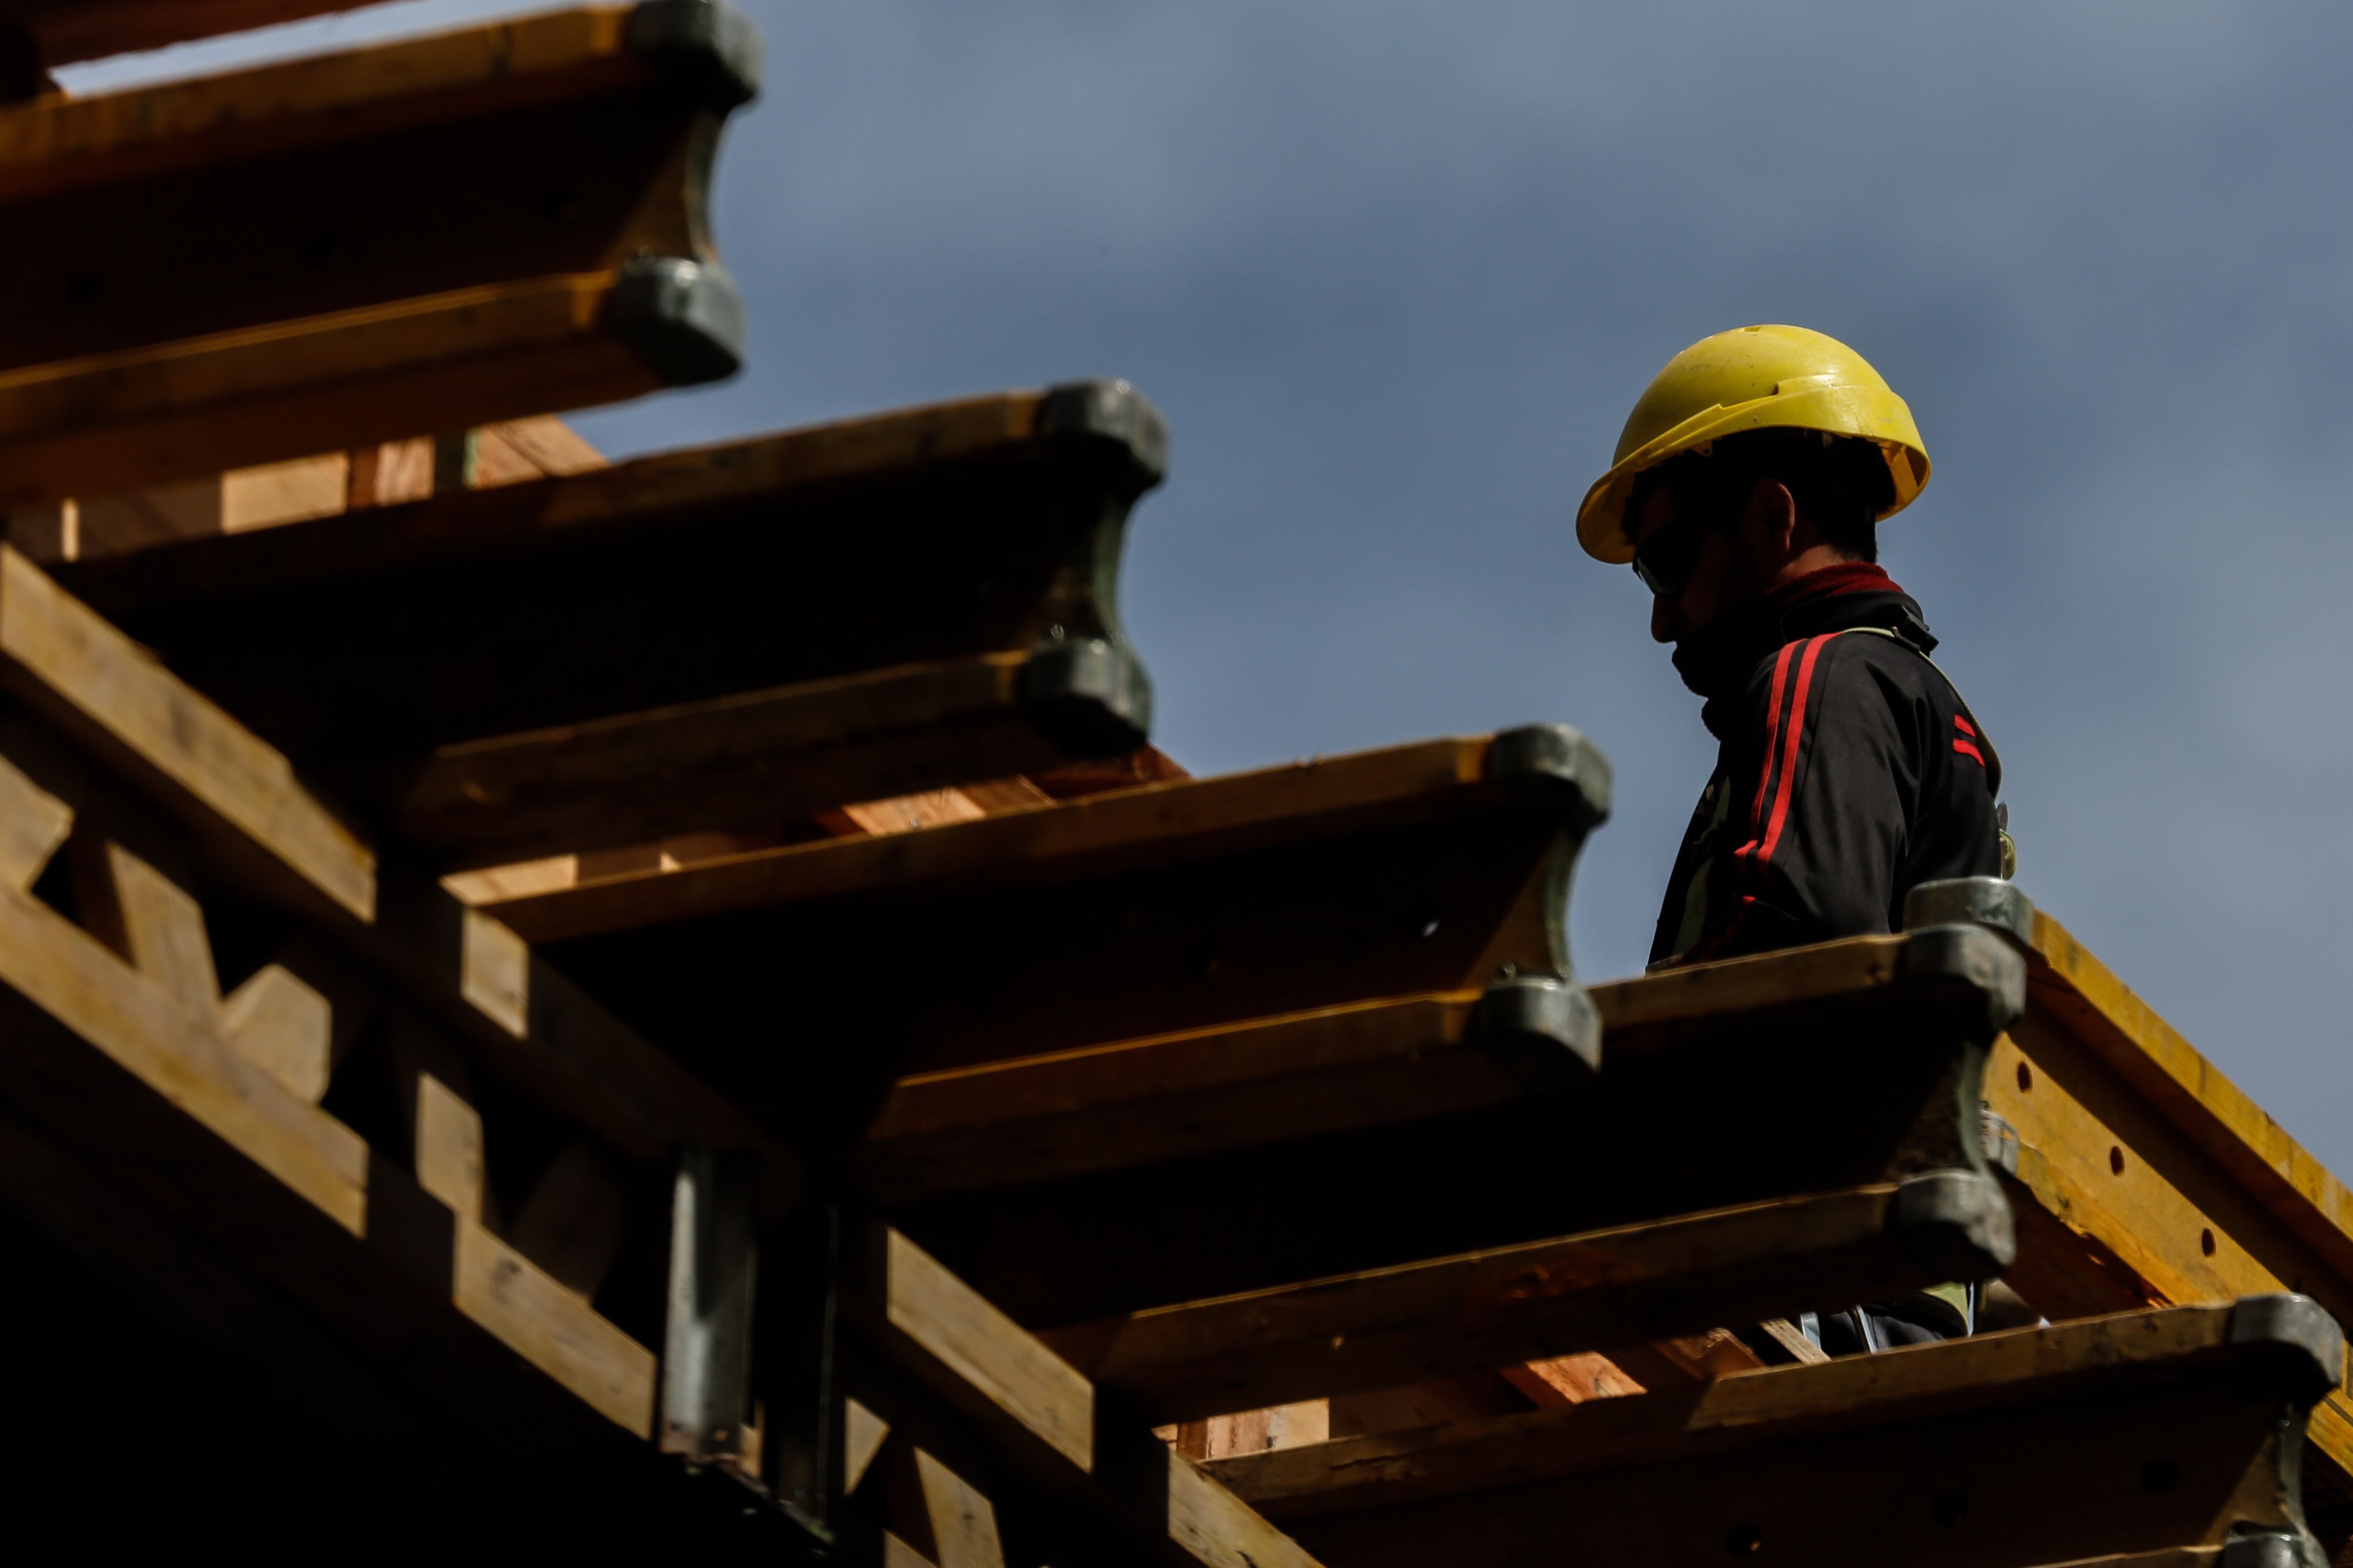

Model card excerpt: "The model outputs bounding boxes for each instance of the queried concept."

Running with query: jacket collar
[1675,563,1937,736]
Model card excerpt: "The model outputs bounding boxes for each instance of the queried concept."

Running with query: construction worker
[1579,324,2011,1353]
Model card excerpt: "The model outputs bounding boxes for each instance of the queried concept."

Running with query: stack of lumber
[0,6,2347,1566]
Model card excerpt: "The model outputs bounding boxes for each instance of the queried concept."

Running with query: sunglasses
[1631,505,1711,599]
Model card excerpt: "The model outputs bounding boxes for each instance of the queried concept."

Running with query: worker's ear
[1742,480,1800,562]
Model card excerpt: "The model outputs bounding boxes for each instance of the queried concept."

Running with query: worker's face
[1637,485,1756,644]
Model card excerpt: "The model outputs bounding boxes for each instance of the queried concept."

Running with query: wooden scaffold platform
[0,5,2346,1565]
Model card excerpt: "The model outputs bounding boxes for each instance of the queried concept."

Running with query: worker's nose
[1650,593,1682,644]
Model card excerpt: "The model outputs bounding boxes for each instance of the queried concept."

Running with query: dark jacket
[1650,565,2004,969]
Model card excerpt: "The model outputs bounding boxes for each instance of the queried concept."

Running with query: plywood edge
[2029,909,2353,1287]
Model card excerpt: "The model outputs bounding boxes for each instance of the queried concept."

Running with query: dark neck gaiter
[1670,562,1910,702]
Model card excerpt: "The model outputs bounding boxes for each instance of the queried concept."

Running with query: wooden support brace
[0,759,659,1435]
[0,546,795,1203]
[837,1224,1323,1568]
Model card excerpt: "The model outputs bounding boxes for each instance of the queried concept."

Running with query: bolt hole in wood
[2109,1145,2126,1175]
[2201,1227,2217,1257]
[1931,1489,1967,1529]
[1724,1522,1764,1556]
[2016,1062,2033,1092]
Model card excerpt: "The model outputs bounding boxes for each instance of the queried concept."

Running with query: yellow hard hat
[1575,324,1932,564]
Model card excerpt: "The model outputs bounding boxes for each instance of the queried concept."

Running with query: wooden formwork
[1,6,2348,1566]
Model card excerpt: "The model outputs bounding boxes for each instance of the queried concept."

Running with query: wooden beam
[60,383,1167,787]
[861,927,2021,1204]
[491,732,1590,942]
[0,6,756,502]
[0,547,792,1200]
[484,729,1605,1181]
[1209,1301,2338,1567]
[1038,1175,2011,1424]
[843,1224,1323,1568]
[1984,925,2353,1499]
[880,926,2019,1326]
[0,798,659,1434]
[380,652,1141,868]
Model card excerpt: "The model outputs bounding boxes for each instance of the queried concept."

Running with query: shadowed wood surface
[58,386,1166,858]
[381,652,1116,867]
[1209,1304,2326,1568]
[0,546,791,1196]
[491,735,1602,1177]
[866,927,2014,1326]
[0,6,752,501]
[1038,1179,2004,1423]
[856,929,2016,1203]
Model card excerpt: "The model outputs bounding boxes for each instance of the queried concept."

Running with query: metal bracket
[2220,1529,2328,1568]
[1903,876,2035,952]
[2228,1294,2347,1406]
[1886,1169,2016,1282]
[1468,971,1601,1085]
[1896,924,2028,1037]
[662,1143,761,1465]
[1980,1106,2020,1176]
[627,0,765,108]
[1018,635,1153,758]
[609,257,747,387]
[1483,723,1612,833]
[1038,379,1171,494]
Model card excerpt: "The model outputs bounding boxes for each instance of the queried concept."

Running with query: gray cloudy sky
[66,4,2353,1167]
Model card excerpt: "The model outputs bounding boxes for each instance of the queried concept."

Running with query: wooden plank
[0,545,372,919]
[494,734,1521,942]
[859,927,2020,1204]
[1,2,360,68]
[496,730,1604,1177]
[1209,1302,2336,1567]
[61,383,1165,783]
[859,993,1505,1202]
[10,416,596,570]
[878,926,2018,1326]
[381,652,1135,867]
[2025,909,2353,1300]
[1038,1176,2010,1424]
[0,549,792,1200]
[61,418,1162,869]
[0,815,659,1433]
[1986,991,2353,1497]
[0,6,755,501]
[844,1224,1323,1568]
[1940,901,2353,1505]
[0,1044,801,1550]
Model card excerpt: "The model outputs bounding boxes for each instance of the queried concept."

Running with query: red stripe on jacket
[1746,641,1799,831]
[1756,635,1835,868]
